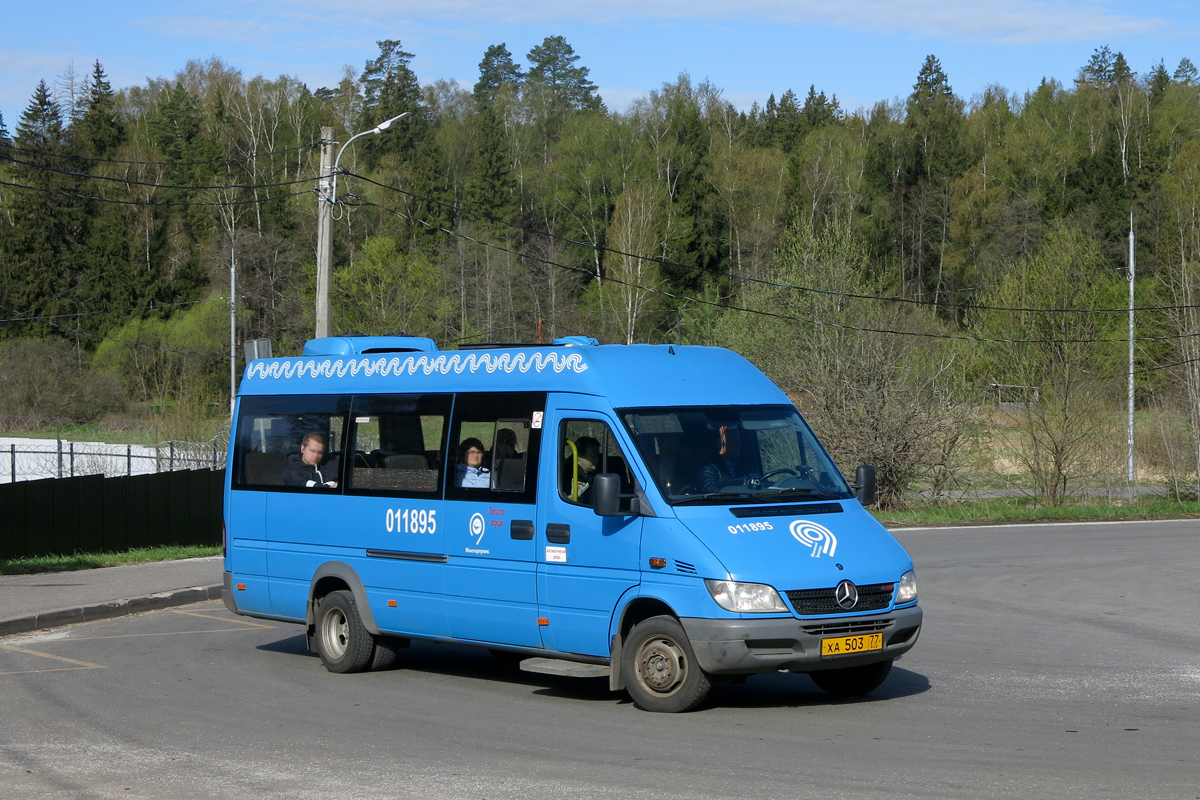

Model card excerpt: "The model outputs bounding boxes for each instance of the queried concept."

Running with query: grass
[874,495,1200,528]
[0,545,221,576]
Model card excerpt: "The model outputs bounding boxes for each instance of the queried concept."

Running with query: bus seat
[243,451,287,486]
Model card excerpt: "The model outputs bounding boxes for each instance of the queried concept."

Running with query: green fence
[0,469,224,560]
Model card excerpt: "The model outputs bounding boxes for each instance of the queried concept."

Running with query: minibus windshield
[619,405,853,505]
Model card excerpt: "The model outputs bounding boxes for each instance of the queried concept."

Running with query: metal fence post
[10,444,15,483]
[169,441,175,472]
[127,445,132,476]
[57,437,63,479]
[70,442,75,477]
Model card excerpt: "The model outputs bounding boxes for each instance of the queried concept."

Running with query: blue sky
[2,1,1198,127]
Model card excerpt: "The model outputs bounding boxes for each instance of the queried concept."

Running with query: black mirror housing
[592,473,623,517]
[855,465,877,506]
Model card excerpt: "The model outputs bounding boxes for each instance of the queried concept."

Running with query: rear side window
[445,392,545,504]
[233,395,350,491]
[345,394,452,498]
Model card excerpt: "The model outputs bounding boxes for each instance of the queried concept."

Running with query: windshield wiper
[672,492,756,505]
[754,487,844,500]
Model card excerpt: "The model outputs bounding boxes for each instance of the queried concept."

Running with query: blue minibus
[222,334,921,712]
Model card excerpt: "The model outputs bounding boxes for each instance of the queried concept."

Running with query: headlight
[897,570,917,603]
[705,579,788,613]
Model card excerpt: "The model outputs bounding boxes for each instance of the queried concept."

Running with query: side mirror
[854,465,877,506]
[592,473,623,517]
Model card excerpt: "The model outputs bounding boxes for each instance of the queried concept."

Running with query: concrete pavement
[0,556,223,637]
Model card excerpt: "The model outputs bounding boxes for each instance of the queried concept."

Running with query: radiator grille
[786,583,894,615]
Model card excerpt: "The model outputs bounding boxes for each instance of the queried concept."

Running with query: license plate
[820,632,883,657]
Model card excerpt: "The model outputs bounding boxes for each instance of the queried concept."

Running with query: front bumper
[681,604,922,675]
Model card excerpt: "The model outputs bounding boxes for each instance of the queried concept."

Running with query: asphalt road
[2,520,1197,800]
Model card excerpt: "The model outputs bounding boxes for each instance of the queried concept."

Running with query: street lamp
[314,112,410,339]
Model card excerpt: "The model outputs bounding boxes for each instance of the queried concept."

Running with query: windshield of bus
[619,405,853,505]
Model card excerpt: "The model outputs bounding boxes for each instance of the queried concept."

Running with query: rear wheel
[621,616,711,713]
[315,590,374,674]
[809,658,893,697]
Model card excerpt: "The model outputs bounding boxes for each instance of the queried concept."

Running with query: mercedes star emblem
[835,580,859,610]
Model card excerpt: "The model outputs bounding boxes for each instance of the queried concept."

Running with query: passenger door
[536,400,643,657]
[442,392,546,648]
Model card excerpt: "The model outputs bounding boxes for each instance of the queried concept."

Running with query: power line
[346,195,1200,347]
[0,152,320,191]
[0,177,314,207]
[344,170,1198,316]
[0,141,316,167]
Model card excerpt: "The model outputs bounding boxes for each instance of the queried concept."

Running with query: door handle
[511,519,534,540]
[546,523,571,544]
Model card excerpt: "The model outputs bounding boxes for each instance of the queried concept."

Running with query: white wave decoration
[245,351,588,381]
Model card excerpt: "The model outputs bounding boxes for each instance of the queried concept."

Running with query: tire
[369,635,409,671]
[621,615,711,713]
[315,590,374,674]
[809,658,893,697]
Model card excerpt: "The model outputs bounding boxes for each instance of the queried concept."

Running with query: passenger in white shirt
[455,438,490,488]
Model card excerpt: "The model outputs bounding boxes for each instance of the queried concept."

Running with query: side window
[345,394,451,497]
[233,395,349,491]
[559,419,635,510]
[446,392,545,504]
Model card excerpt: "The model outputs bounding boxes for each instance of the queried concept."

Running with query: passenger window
[559,419,635,510]
[446,392,545,504]
[345,395,451,497]
[233,395,349,490]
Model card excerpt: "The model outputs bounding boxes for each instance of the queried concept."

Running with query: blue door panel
[367,588,448,638]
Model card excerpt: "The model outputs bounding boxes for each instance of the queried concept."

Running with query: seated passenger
[283,432,338,489]
[697,424,757,493]
[493,427,520,463]
[572,435,602,502]
[455,438,490,488]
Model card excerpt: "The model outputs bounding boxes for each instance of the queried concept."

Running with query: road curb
[0,584,223,638]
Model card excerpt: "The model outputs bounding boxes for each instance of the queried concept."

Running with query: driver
[697,423,758,493]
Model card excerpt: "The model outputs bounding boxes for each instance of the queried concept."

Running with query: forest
[3,37,1200,507]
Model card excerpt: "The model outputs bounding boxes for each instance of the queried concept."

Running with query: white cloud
[243,0,1168,44]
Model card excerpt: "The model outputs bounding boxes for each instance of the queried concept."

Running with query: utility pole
[315,127,335,339]
[230,240,237,416]
[1128,213,1135,485]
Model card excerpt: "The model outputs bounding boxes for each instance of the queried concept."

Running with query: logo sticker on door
[790,519,838,558]
[469,513,486,545]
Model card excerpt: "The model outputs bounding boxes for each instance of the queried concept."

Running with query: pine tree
[465,105,516,220]
[77,61,125,159]
[1,80,78,333]
[0,111,10,147]
[525,36,600,112]
[358,39,422,167]
[474,44,522,109]
[906,55,965,183]
[1174,57,1199,85]
[1148,61,1171,106]
[775,89,801,152]
[1078,46,1116,87]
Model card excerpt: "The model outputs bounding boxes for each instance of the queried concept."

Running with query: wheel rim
[321,606,349,660]
[635,635,687,695]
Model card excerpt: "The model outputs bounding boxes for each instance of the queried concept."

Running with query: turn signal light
[648,558,667,569]
[538,617,550,626]
[236,583,246,591]
[387,600,397,607]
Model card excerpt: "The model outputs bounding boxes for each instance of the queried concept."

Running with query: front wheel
[315,590,374,674]
[808,658,893,697]
[621,616,711,713]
